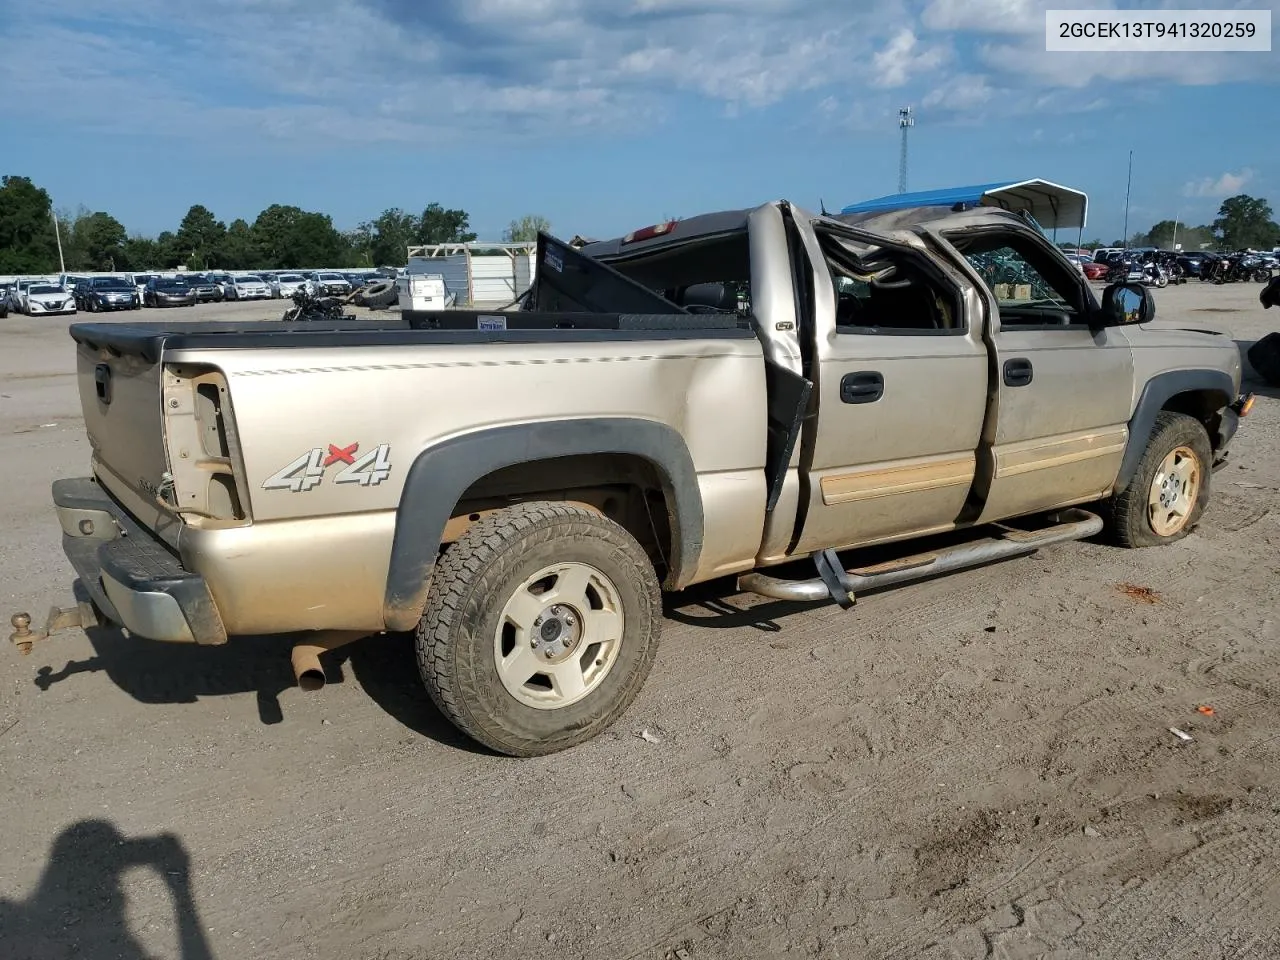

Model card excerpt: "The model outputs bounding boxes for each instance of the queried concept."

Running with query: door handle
[1003,358,1033,387]
[840,371,884,404]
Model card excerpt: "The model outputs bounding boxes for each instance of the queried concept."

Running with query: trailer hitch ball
[10,613,34,656]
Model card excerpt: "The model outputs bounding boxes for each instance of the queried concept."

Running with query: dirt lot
[2,285,1279,960]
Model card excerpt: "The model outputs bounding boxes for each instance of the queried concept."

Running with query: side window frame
[818,229,968,338]
[947,227,1096,332]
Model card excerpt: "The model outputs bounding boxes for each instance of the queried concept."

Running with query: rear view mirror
[1262,275,1280,309]
[1101,282,1154,326]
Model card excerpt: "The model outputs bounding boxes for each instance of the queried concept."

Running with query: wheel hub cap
[532,604,582,663]
[1147,445,1201,537]
[493,562,625,710]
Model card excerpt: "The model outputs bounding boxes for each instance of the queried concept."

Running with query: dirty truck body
[22,201,1248,755]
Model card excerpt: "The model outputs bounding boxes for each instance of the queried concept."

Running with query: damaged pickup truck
[12,198,1253,755]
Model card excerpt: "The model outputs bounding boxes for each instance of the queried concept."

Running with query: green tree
[71,212,127,271]
[120,235,159,270]
[361,208,417,266]
[220,219,257,269]
[152,231,185,269]
[1212,194,1280,250]
[504,214,551,242]
[417,202,477,245]
[0,175,60,273]
[251,204,345,268]
[174,204,226,269]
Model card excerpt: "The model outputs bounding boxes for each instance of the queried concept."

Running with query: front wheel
[1105,411,1211,548]
[1254,269,1272,283]
[416,501,662,756]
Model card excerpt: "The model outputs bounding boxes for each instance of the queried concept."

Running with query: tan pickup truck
[12,200,1253,755]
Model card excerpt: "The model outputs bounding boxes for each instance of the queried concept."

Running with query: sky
[1,0,1277,244]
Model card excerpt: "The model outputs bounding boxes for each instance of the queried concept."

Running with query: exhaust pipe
[290,631,368,691]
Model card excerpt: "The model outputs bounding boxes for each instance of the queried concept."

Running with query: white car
[275,273,308,298]
[24,283,77,316]
[12,278,56,313]
[315,272,352,296]
[227,275,271,300]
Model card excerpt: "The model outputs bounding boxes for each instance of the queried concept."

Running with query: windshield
[278,274,303,281]
[157,280,189,289]
[318,273,343,280]
[30,285,63,294]
[238,276,263,283]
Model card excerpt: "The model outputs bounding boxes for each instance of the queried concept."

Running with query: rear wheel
[415,502,661,756]
[1105,411,1211,547]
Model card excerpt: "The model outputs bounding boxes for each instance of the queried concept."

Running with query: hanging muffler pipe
[291,631,368,691]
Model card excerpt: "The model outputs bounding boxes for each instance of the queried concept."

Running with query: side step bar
[737,508,1104,606]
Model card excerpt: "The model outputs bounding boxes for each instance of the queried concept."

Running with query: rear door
[942,226,1134,522]
[789,222,989,555]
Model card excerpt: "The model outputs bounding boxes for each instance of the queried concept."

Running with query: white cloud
[871,29,949,89]
[0,0,1275,147]
[1182,169,1255,198]
[920,0,1042,33]
[922,73,994,109]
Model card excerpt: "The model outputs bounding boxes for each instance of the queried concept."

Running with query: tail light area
[161,363,252,525]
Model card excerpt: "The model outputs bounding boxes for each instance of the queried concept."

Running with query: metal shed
[840,179,1088,233]
[404,241,536,306]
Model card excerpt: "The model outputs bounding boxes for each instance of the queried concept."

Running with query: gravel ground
[1,284,1279,960]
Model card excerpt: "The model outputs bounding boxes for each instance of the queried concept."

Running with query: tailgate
[75,338,173,518]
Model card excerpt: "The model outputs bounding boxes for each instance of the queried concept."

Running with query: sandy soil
[1,284,1279,960]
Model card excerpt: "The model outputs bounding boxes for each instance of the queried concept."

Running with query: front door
[946,227,1134,523]
[790,227,989,555]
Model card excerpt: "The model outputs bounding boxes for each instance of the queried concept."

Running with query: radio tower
[898,106,914,194]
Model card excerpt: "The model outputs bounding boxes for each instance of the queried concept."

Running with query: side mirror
[1100,282,1154,326]
[1262,275,1280,309]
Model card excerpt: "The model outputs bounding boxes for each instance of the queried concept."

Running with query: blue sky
[1,0,1277,244]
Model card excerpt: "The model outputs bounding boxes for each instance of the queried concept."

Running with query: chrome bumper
[53,478,227,644]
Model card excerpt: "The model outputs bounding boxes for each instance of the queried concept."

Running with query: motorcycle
[280,287,349,322]
[1142,260,1169,288]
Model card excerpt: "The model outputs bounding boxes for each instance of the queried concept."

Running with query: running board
[737,508,1104,606]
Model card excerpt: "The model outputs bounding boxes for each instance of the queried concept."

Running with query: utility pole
[898,106,914,194]
[1122,149,1133,249]
[51,209,66,274]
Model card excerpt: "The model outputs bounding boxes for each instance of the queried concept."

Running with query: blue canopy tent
[839,179,1088,245]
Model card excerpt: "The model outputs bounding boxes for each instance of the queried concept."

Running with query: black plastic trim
[1115,369,1235,492]
[70,320,754,363]
[383,419,704,632]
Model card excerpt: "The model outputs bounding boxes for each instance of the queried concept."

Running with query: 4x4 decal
[263,442,392,492]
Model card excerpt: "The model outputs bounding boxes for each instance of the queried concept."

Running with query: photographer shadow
[0,819,214,960]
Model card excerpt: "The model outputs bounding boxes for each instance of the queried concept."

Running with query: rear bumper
[53,478,227,645]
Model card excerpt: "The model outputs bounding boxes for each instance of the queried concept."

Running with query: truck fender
[383,418,704,631]
[1114,369,1234,493]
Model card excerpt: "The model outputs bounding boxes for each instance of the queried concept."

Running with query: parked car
[24,283,78,316]
[24,200,1252,756]
[143,276,196,307]
[1177,252,1216,280]
[227,275,271,300]
[186,275,226,303]
[10,278,51,313]
[131,275,155,301]
[204,272,235,297]
[1082,261,1110,280]
[315,272,352,296]
[261,273,282,298]
[274,273,308,298]
[77,276,139,312]
[0,284,10,317]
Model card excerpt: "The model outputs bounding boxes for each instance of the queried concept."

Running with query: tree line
[0,174,551,274]
[1073,195,1279,252]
